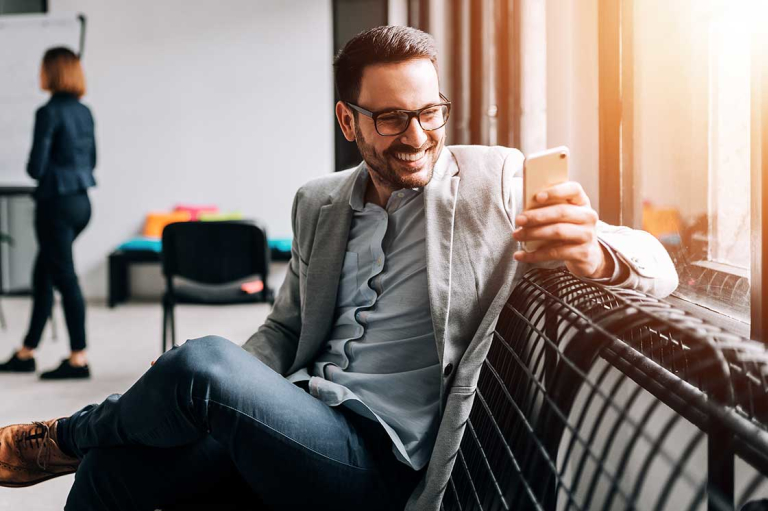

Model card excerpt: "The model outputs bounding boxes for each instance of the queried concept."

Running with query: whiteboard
[0,13,84,186]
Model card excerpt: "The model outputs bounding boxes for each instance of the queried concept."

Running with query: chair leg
[169,304,176,348]
[162,301,168,353]
[0,297,7,330]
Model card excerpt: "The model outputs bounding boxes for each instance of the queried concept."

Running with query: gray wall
[48,0,334,299]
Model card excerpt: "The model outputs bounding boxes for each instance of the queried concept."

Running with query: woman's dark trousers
[23,191,91,351]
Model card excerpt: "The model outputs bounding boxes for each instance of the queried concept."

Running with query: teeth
[394,151,426,162]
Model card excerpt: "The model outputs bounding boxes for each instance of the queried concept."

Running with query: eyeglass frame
[344,93,452,137]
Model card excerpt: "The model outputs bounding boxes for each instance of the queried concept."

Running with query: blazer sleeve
[591,221,679,298]
[27,107,56,180]
[241,191,303,375]
[499,148,679,299]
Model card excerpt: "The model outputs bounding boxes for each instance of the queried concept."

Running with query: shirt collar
[350,147,451,212]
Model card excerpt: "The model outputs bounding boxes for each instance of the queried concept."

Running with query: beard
[354,122,444,190]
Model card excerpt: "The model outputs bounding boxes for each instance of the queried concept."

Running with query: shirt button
[443,363,453,377]
[397,192,404,198]
[377,257,383,266]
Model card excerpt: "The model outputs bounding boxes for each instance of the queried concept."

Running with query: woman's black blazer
[27,92,97,200]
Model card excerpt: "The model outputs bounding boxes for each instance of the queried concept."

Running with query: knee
[158,335,239,382]
[183,336,239,363]
[185,335,234,351]
[50,268,79,291]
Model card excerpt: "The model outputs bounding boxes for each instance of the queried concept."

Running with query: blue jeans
[62,336,422,511]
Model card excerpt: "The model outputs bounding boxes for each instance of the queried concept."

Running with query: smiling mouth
[391,144,435,164]
[393,150,426,162]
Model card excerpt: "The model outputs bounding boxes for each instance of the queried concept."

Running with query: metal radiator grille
[442,268,768,511]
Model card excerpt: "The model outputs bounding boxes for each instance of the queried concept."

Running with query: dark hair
[42,47,86,98]
[333,26,438,104]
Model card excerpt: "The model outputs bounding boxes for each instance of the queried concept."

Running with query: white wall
[49,0,334,299]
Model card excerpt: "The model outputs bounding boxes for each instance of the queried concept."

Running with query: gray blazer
[242,145,678,510]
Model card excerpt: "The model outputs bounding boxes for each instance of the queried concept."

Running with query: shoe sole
[39,375,90,380]
[0,469,77,488]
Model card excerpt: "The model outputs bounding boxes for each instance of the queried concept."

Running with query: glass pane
[419,105,449,130]
[631,0,753,322]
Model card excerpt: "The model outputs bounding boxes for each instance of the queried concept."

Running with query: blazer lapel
[291,169,357,371]
[424,151,461,366]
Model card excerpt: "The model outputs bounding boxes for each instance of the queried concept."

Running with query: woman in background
[0,47,96,379]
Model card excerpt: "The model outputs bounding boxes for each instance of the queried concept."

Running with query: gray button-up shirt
[288,160,443,471]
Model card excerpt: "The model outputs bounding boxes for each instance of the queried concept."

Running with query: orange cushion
[142,211,192,238]
[642,205,682,238]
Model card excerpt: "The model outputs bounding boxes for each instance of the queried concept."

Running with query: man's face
[338,58,445,190]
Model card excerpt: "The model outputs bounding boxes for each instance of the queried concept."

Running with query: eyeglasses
[345,93,452,136]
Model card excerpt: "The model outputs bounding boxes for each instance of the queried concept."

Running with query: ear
[335,101,357,142]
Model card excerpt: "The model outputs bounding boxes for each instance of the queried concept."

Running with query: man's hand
[512,181,614,279]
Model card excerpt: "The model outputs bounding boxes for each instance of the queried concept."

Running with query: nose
[398,116,428,148]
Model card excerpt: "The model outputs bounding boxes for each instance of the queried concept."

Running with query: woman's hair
[41,47,86,98]
[333,26,437,104]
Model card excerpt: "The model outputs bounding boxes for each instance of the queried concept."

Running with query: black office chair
[161,221,274,353]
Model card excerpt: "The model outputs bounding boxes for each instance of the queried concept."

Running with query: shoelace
[17,422,52,470]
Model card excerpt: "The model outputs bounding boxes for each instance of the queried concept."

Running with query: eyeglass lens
[376,105,449,135]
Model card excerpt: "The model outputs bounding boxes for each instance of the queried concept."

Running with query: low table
[108,249,161,308]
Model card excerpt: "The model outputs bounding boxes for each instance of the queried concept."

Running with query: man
[0,26,677,511]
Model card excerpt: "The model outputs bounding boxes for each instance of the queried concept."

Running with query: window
[420,0,766,336]
[599,0,767,334]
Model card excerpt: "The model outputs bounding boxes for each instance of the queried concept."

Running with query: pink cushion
[173,204,219,221]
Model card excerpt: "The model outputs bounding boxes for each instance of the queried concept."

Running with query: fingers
[517,203,598,227]
[513,223,595,245]
[513,242,591,264]
[533,181,590,207]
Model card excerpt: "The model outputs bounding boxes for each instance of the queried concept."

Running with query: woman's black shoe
[0,353,36,373]
[40,360,90,380]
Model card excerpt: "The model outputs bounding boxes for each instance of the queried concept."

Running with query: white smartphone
[522,146,570,252]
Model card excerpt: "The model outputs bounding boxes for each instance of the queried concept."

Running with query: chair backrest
[442,268,768,511]
[161,221,269,285]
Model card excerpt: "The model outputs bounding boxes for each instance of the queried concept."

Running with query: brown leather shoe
[0,419,80,487]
